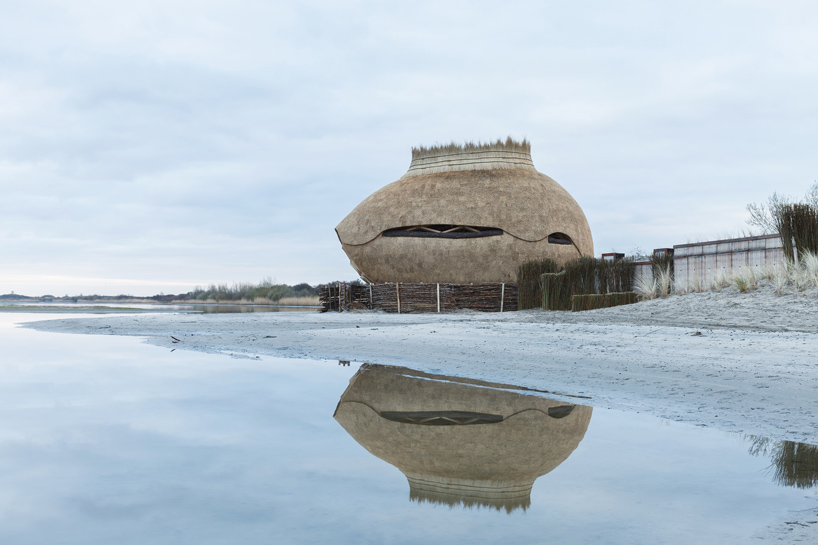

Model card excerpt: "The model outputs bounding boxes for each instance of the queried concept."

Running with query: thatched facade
[333,364,592,512]
[335,139,593,283]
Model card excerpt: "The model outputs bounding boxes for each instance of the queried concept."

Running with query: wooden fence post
[500,283,505,312]
[436,283,440,313]
[396,283,401,314]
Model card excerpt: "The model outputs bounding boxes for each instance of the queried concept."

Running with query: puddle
[0,313,815,544]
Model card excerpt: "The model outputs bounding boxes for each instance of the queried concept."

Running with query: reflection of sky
[0,313,814,544]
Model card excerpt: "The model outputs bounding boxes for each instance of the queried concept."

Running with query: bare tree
[746,181,818,234]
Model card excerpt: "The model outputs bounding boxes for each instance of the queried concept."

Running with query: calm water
[0,301,317,313]
[0,313,816,544]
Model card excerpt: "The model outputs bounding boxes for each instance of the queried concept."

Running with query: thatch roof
[335,138,593,283]
[333,364,592,512]
[337,168,589,245]
[335,138,594,283]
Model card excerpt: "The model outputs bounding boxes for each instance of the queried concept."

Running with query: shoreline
[22,283,818,447]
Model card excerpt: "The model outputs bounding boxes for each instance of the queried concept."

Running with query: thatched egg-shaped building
[335,139,593,283]
[334,364,592,512]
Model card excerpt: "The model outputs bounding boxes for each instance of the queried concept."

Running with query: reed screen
[521,257,636,311]
[775,203,818,261]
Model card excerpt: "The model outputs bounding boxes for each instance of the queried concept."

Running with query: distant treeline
[188,280,318,302]
[0,280,321,304]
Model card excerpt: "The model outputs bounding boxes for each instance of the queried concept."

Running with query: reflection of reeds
[409,486,530,514]
[747,436,818,489]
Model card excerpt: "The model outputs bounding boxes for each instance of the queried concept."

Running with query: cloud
[2,0,818,294]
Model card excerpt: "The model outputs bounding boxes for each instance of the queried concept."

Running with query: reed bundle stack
[775,203,818,261]
[518,256,636,311]
[334,364,592,512]
[335,138,593,284]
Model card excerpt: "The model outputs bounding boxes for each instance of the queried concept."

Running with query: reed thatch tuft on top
[411,137,530,160]
[403,137,535,178]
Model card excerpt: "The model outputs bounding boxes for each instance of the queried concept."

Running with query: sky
[2,0,818,296]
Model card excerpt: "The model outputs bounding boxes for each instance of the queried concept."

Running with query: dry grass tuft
[656,265,673,298]
[711,271,732,292]
[734,268,758,292]
[801,252,818,289]
[634,274,657,300]
[770,264,789,295]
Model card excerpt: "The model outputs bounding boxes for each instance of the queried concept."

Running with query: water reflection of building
[748,436,818,489]
[333,364,592,512]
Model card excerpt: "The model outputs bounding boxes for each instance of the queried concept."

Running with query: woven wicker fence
[319,282,517,313]
[319,283,370,312]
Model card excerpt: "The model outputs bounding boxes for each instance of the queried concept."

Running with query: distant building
[335,138,593,283]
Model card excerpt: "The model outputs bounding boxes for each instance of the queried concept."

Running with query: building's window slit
[547,232,574,245]
[382,225,503,239]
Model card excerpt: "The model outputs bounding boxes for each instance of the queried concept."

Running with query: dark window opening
[379,411,503,426]
[548,232,574,245]
[382,225,503,239]
[547,405,575,419]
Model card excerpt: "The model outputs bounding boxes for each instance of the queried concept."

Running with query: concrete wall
[673,234,786,289]
[634,261,652,288]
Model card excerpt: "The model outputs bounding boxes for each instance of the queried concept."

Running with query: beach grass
[672,251,818,296]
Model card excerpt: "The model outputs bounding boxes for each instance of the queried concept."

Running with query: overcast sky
[2,0,817,296]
